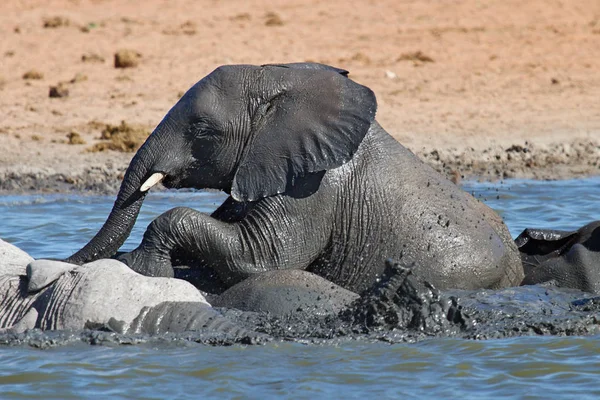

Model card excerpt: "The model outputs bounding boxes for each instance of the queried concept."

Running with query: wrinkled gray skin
[0,239,239,335]
[517,220,600,293]
[0,239,358,337]
[66,62,523,294]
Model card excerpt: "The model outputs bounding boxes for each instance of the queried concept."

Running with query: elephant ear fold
[262,62,350,77]
[231,66,377,202]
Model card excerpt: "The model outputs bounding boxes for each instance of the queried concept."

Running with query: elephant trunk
[65,134,164,265]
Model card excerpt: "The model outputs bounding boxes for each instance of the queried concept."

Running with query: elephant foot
[345,259,471,334]
[117,249,174,278]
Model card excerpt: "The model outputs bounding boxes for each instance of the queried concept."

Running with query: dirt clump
[49,83,69,98]
[163,21,197,35]
[69,73,88,84]
[81,53,105,63]
[340,52,372,66]
[43,16,70,28]
[264,12,284,27]
[231,13,251,22]
[114,50,142,68]
[67,132,86,145]
[87,121,149,153]
[22,70,44,80]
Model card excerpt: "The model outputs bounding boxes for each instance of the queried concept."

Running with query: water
[0,177,599,398]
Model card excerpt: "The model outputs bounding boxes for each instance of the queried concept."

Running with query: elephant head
[66,63,376,264]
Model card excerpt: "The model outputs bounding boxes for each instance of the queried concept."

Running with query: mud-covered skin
[68,62,523,294]
[108,301,266,343]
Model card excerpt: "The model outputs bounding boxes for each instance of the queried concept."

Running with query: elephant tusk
[140,172,165,192]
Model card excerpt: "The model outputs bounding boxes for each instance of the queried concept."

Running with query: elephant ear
[231,65,377,202]
[262,62,349,77]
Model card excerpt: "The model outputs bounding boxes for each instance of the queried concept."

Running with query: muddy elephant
[66,62,523,294]
[517,220,600,293]
[1,238,360,335]
[0,239,249,335]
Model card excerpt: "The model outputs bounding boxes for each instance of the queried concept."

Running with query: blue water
[0,177,599,398]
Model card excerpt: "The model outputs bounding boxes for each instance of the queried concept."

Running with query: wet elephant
[0,239,247,335]
[65,62,523,294]
[517,220,600,293]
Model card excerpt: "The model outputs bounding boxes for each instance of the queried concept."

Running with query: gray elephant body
[196,122,521,293]
[66,63,523,294]
[0,239,219,334]
[517,221,600,292]
[0,239,358,335]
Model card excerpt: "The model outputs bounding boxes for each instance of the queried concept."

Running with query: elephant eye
[190,120,213,138]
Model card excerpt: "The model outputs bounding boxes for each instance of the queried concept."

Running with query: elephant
[4,237,600,344]
[0,238,247,335]
[0,238,360,336]
[516,220,600,293]
[65,62,524,294]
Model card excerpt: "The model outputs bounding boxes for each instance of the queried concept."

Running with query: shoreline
[1,0,599,194]
[1,135,598,196]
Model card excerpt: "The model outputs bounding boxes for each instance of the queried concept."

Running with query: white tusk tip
[140,172,165,192]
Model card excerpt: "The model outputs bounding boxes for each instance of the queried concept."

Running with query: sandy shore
[0,0,598,194]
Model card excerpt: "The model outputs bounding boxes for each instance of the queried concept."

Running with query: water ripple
[1,179,600,397]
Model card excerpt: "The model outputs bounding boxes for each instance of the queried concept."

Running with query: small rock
[43,16,70,28]
[22,70,44,80]
[264,12,284,26]
[67,131,86,145]
[49,83,69,98]
[385,70,397,79]
[70,73,88,83]
[114,49,142,68]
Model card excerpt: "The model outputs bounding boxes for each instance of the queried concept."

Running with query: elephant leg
[119,206,233,278]
[119,195,332,286]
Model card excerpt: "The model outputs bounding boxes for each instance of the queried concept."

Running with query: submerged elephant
[66,62,523,294]
[0,238,453,340]
[517,220,600,293]
[0,239,244,335]
[0,238,359,335]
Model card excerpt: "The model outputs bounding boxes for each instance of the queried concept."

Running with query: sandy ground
[0,0,599,193]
